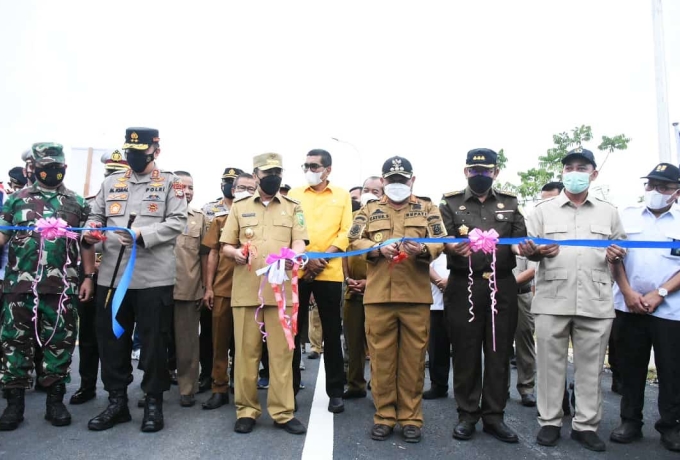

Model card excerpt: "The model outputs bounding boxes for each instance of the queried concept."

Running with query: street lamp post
[332,137,363,184]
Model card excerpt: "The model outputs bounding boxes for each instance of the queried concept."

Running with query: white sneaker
[131,349,140,360]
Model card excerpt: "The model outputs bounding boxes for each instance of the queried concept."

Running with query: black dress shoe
[521,394,536,407]
[537,425,561,446]
[483,421,519,443]
[571,429,606,452]
[452,421,476,440]
[274,417,307,435]
[342,389,367,399]
[141,394,164,433]
[307,351,320,360]
[202,392,228,410]
[234,417,256,433]
[328,397,344,413]
[371,423,393,441]
[423,386,448,400]
[69,388,96,405]
[661,429,680,452]
[180,394,196,407]
[197,376,211,394]
[610,421,642,443]
[402,425,422,443]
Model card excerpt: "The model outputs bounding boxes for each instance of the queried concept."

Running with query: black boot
[141,393,164,433]
[45,383,71,426]
[0,388,25,431]
[87,390,132,431]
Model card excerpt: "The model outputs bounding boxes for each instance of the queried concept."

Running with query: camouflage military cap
[32,142,65,167]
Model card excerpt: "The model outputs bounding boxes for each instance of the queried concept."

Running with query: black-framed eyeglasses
[644,182,679,194]
[301,163,324,172]
[234,185,257,193]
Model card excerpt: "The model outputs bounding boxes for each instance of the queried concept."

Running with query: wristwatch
[84,273,96,280]
[658,287,668,298]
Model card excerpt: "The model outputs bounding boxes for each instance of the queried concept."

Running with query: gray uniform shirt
[87,165,188,289]
[527,191,626,319]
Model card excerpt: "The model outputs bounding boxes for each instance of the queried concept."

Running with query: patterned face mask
[35,165,66,187]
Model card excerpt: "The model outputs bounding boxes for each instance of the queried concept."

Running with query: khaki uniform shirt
[527,191,626,319]
[220,191,309,307]
[174,208,207,301]
[87,167,188,289]
[348,195,445,306]
[202,214,235,298]
[439,187,526,273]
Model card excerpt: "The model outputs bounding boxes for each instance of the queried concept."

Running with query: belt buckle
[482,272,492,280]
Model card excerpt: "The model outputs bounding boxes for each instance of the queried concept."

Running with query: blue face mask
[562,171,591,194]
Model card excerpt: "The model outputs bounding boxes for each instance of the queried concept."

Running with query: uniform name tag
[242,213,256,217]
[406,211,426,218]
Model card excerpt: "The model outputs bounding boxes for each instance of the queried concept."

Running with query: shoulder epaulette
[415,195,432,202]
[495,188,517,198]
[282,195,300,204]
[443,190,464,198]
[534,196,557,207]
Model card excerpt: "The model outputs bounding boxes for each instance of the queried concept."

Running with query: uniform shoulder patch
[443,190,464,198]
[495,188,517,197]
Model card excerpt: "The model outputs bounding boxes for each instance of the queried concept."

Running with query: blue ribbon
[306,237,680,260]
[0,225,136,338]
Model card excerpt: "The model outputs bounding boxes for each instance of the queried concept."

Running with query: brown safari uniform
[220,190,308,423]
[349,195,445,428]
[343,245,368,394]
[201,213,236,394]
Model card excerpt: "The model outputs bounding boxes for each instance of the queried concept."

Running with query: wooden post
[84,147,94,197]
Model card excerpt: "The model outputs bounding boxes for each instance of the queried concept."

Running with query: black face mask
[468,175,494,195]
[26,171,36,183]
[222,180,235,199]
[351,199,361,212]
[35,166,66,188]
[259,175,282,196]
[125,150,155,173]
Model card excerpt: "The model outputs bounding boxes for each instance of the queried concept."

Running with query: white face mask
[360,192,379,205]
[305,170,325,187]
[644,190,675,210]
[234,191,252,201]
[384,183,411,202]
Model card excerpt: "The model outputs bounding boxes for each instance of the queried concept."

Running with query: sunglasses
[301,163,324,172]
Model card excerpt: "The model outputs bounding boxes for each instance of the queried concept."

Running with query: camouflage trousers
[1,292,78,389]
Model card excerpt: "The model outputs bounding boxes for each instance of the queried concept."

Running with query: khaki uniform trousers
[174,300,201,396]
[514,292,535,396]
[343,296,367,392]
[365,303,429,428]
[535,314,613,431]
[309,306,323,353]
[211,296,234,393]
[233,306,294,423]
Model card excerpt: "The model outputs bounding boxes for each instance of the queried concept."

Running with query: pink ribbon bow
[35,217,78,241]
[32,217,79,347]
[467,228,500,351]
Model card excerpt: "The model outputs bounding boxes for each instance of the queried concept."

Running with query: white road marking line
[301,355,334,460]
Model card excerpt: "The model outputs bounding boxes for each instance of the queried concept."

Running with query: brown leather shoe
[371,423,393,441]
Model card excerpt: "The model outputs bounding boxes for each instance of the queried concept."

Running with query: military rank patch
[107,193,128,201]
[147,203,159,213]
[296,212,305,227]
[151,170,163,180]
[109,202,122,215]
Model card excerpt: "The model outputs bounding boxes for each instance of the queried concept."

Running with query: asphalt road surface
[0,352,675,460]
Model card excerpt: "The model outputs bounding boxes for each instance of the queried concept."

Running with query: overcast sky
[1,0,678,207]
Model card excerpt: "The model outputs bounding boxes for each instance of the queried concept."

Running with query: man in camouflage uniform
[0,143,95,430]
[198,167,243,392]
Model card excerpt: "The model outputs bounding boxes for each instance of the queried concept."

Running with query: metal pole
[652,0,672,163]
[674,122,680,163]
[331,137,363,184]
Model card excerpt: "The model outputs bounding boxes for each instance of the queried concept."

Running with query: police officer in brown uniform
[440,148,526,443]
[220,153,308,435]
[349,156,445,443]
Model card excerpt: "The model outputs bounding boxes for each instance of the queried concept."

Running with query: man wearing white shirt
[423,254,451,399]
[610,163,680,452]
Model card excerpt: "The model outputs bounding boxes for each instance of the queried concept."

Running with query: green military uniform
[220,153,308,426]
[0,144,89,390]
[439,148,526,438]
[349,156,445,436]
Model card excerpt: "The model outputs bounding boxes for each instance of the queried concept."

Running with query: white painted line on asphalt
[301,355,334,460]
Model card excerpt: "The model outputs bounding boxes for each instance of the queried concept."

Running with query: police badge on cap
[122,128,160,150]
[465,148,497,168]
[382,156,413,178]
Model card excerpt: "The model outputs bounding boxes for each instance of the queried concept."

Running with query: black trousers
[199,305,213,379]
[77,294,99,390]
[614,310,680,431]
[96,285,174,395]
[293,280,344,398]
[445,273,518,424]
[428,310,453,390]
